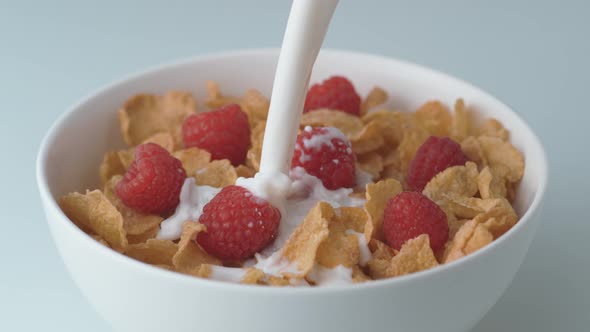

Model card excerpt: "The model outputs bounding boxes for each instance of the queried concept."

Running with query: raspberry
[291,126,356,190]
[406,136,469,192]
[383,192,449,251]
[116,143,186,214]
[196,185,281,261]
[181,104,250,166]
[304,76,361,116]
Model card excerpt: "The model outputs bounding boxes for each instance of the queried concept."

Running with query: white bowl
[37,49,547,332]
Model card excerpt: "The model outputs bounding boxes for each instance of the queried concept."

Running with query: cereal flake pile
[59,76,524,286]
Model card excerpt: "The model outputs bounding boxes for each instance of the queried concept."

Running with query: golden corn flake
[369,234,438,279]
[103,175,163,235]
[240,268,266,285]
[473,200,518,238]
[240,89,270,127]
[444,220,493,263]
[172,222,221,275]
[280,202,332,278]
[380,164,406,185]
[478,166,507,199]
[192,263,213,278]
[99,151,126,186]
[126,226,160,244]
[460,136,487,167]
[300,109,364,137]
[60,190,127,252]
[477,118,509,141]
[396,127,429,171]
[106,126,180,181]
[119,91,196,148]
[117,149,135,170]
[476,136,525,182]
[265,276,292,287]
[205,81,241,109]
[423,161,479,203]
[357,152,384,180]
[364,179,403,240]
[352,265,371,283]
[414,100,452,137]
[450,98,473,142]
[246,120,265,171]
[362,110,410,147]
[448,218,469,240]
[91,234,110,247]
[443,196,505,219]
[125,239,178,266]
[369,239,396,261]
[194,159,237,188]
[316,207,369,268]
[143,131,175,151]
[350,121,385,154]
[235,165,256,178]
[173,147,212,176]
[360,87,388,116]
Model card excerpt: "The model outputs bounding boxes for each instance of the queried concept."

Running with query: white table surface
[1,0,588,331]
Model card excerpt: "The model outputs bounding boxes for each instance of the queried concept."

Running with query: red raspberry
[182,104,250,166]
[291,126,356,190]
[304,76,361,116]
[116,143,186,214]
[383,192,449,251]
[196,185,281,261]
[406,136,469,192]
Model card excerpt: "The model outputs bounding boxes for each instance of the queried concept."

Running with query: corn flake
[60,190,127,252]
[414,100,452,137]
[396,127,429,171]
[362,110,410,147]
[423,161,479,203]
[444,220,493,263]
[103,175,163,235]
[119,91,196,148]
[235,165,256,178]
[173,147,212,177]
[240,268,266,285]
[125,239,178,266]
[477,118,509,141]
[99,151,126,186]
[127,226,160,244]
[478,166,507,199]
[369,234,438,279]
[194,159,237,188]
[360,87,388,116]
[300,109,364,137]
[280,202,332,277]
[350,121,385,154]
[172,222,221,275]
[205,81,241,109]
[316,207,369,268]
[476,136,525,182]
[357,152,384,180]
[365,179,403,240]
[450,98,473,142]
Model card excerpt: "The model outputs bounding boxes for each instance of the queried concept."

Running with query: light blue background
[1,0,588,331]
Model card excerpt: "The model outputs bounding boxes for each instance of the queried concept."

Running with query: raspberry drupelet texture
[197,185,281,261]
[304,76,361,116]
[291,126,356,190]
[406,136,469,192]
[116,143,186,214]
[181,103,250,166]
[383,191,449,252]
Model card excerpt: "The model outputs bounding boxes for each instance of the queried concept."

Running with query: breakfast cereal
[59,76,525,287]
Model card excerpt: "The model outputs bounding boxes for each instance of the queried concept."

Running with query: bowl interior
[40,48,546,241]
